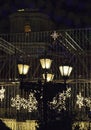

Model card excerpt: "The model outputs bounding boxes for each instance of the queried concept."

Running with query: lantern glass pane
[40,58,52,69]
[43,73,54,82]
[59,66,72,77]
[18,64,29,75]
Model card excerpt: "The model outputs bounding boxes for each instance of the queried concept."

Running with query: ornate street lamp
[40,58,52,69]
[59,65,73,83]
[18,64,30,75]
[42,73,54,82]
[40,58,54,82]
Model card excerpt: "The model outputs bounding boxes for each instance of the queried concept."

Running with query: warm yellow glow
[43,73,54,82]
[40,58,52,69]
[24,25,31,33]
[59,66,72,77]
[0,118,37,130]
[18,64,30,75]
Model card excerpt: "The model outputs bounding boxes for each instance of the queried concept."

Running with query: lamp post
[39,57,73,129]
[40,58,53,129]
[17,57,73,129]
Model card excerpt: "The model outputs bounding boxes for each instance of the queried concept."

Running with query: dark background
[0,0,91,32]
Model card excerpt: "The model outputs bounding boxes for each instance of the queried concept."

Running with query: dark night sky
[0,0,91,32]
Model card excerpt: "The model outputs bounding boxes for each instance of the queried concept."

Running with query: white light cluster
[76,92,84,109]
[11,92,38,112]
[49,87,71,112]
[27,93,38,112]
[50,31,59,40]
[76,92,91,110]
[0,86,5,101]
[85,97,91,111]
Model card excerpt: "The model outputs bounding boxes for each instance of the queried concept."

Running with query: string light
[76,92,91,111]
[27,92,38,112]
[85,97,91,111]
[76,92,84,109]
[49,87,71,112]
[0,86,5,101]
[11,92,38,112]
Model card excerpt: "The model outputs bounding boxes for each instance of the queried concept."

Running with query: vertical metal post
[42,69,48,128]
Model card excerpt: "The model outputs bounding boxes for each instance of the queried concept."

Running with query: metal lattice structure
[0,28,91,122]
